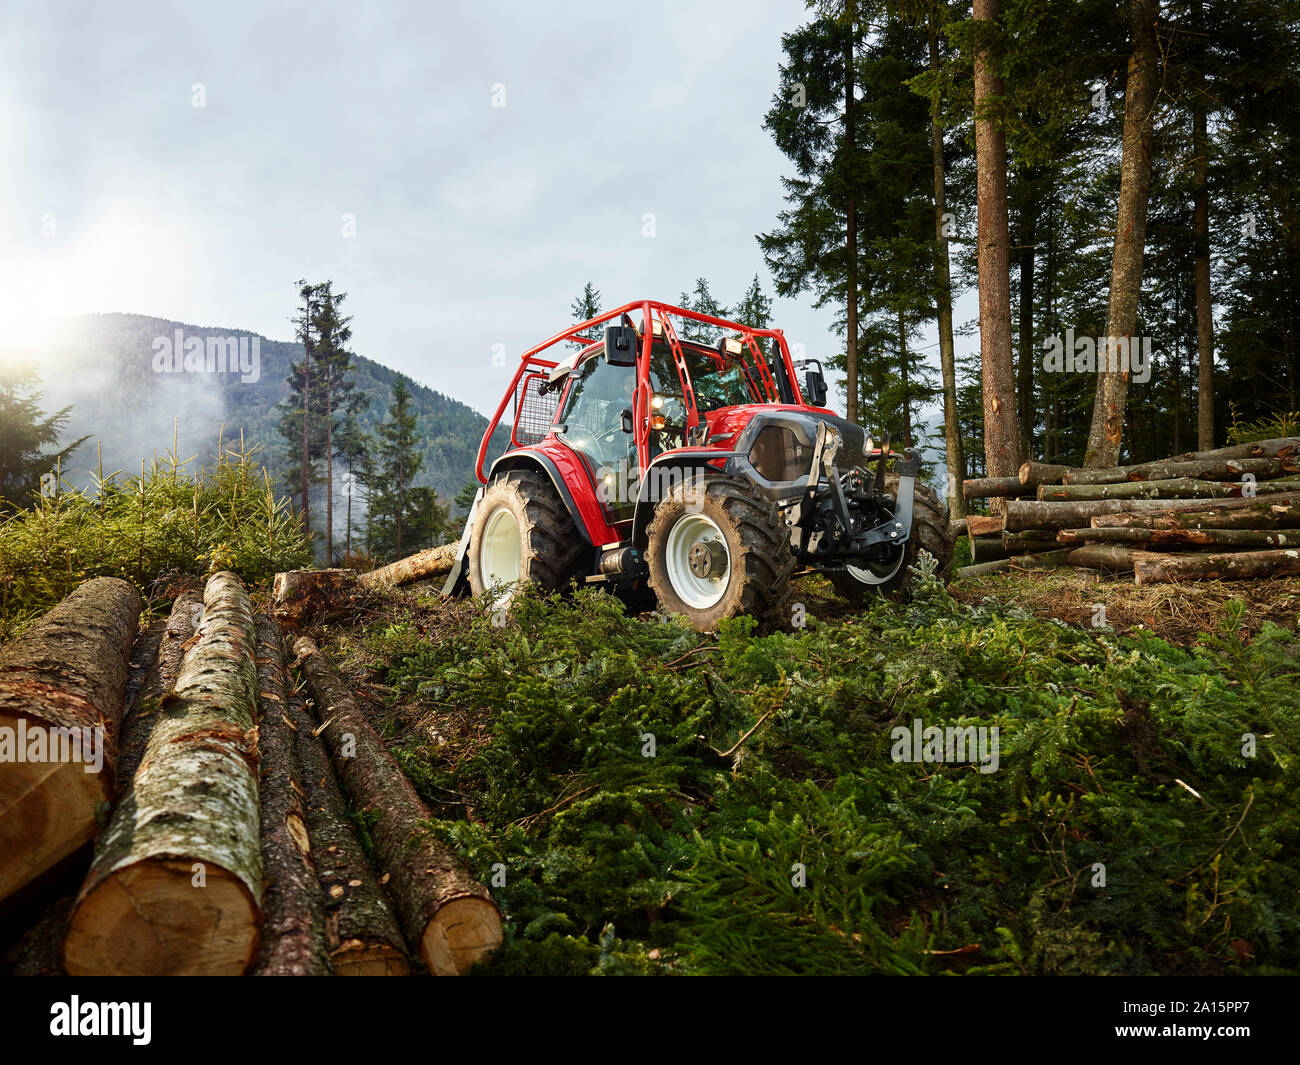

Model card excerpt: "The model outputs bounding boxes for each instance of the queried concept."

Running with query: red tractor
[444,300,954,630]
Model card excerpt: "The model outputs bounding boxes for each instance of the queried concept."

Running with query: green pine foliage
[343,573,1300,976]
[0,439,310,636]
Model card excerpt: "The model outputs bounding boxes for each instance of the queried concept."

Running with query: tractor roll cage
[475,299,806,483]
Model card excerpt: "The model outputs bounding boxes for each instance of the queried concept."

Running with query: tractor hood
[703,405,873,469]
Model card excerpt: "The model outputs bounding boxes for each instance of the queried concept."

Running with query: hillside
[9,313,509,504]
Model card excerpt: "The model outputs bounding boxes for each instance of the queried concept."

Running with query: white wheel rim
[664,513,730,610]
[844,546,906,586]
[481,507,522,593]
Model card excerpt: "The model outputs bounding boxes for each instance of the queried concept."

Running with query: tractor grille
[748,425,813,483]
[512,373,560,447]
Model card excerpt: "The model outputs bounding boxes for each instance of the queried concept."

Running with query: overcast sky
[1,0,967,420]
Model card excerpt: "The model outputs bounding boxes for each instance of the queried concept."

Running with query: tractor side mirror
[804,368,828,407]
[604,325,638,367]
[620,408,634,434]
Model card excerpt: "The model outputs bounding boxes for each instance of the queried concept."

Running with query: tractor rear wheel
[645,476,794,632]
[829,474,954,604]
[468,469,586,602]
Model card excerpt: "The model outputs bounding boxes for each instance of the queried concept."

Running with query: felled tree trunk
[360,543,459,589]
[272,569,365,629]
[289,690,408,975]
[0,577,141,903]
[1089,493,1300,531]
[293,637,502,975]
[1063,456,1298,486]
[116,591,203,786]
[251,615,333,977]
[965,515,1006,537]
[1059,526,1300,548]
[962,475,1031,501]
[1004,498,1192,531]
[957,549,1070,579]
[1038,477,1249,502]
[1066,544,1137,572]
[63,572,263,976]
[970,536,1012,563]
[1018,461,1079,488]
[1174,436,1300,463]
[1002,530,1058,553]
[1134,548,1300,585]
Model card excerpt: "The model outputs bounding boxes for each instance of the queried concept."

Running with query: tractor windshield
[647,341,763,413]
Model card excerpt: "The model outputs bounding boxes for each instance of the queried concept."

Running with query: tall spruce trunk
[325,367,334,564]
[1018,206,1036,456]
[1192,0,1215,449]
[929,18,965,517]
[1085,0,1159,468]
[973,0,1021,500]
[844,14,859,425]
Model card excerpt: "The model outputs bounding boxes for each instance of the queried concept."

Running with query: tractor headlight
[749,425,812,483]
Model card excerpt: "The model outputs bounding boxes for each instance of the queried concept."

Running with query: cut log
[950,518,968,537]
[293,637,502,975]
[1174,436,1300,462]
[0,577,141,904]
[289,690,409,976]
[956,549,1071,579]
[1018,461,1079,488]
[962,475,1032,500]
[251,615,333,977]
[1059,526,1300,548]
[1062,456,1299,486]
[116,591,203,786]
[965,515,1006,537]
[1089,493,1300,531]
[1133,547,1300,585]
[1040,475,1300,502]
[13,896,74,976]
[63,572,263,976]
[1066,544,1137,572]
[360,543,459,589]
[1005,498,1197,532]
[272,568,365,629]
[1002,529,1058,553]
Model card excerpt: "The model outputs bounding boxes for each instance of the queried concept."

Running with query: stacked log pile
[1,568,500,976]
[959,437,1300,584]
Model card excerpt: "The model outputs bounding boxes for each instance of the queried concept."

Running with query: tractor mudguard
[442,451,595,597]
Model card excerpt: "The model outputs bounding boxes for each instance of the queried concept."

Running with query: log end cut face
[421,895,504,976]
[63,858,260,976]
[0,709,109,902]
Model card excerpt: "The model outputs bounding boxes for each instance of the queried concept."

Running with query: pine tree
[570,282,603,349]
[677,278,730,343]
[371,377,425,559]
[0,370,86,513]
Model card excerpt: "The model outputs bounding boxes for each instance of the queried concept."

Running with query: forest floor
[301,569,1300,975]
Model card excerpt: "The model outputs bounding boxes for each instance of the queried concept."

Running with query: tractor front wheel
[468,469,585,603]
[645,476,794,632]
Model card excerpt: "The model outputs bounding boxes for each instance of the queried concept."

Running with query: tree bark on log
[962,476,1032,500]
[1038,476,1300,502]
[360,543,459,589]
[117,592,203,787]
[293,637,502,975]
[251,615,333,977]
[288,691,409,976]
[1002,530,1058,553]
[1018,461,1079,488]
[1133,548,1300,585]
[13,896,74,976]
[1063,456,1298,486]
[970,536,1012,563]
[1089,493,1300,531]
[957,549,1071,579]
[0,577,141,904]
[1174,437,1300,463]
[63,572,262,976]
[1059,526,1300,548]
[1066,544,1137,572]
[1004,498,1209,531]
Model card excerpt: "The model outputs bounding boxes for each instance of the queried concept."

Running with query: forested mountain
[13,313,507,502]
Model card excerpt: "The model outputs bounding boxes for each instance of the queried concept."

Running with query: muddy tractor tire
[468,469,586,602]
[830,474,954,604]
[645,475,795,632]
